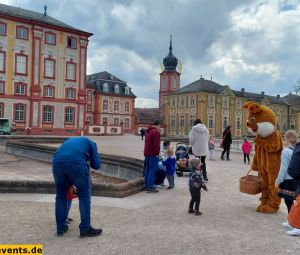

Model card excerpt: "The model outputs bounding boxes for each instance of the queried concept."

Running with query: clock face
[224,90,228,95]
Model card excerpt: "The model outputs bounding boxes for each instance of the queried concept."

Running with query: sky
[1,0,300,107]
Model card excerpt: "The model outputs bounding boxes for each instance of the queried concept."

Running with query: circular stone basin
[3,141,144,198]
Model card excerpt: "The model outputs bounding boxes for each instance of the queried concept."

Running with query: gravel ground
[0,135,300,254]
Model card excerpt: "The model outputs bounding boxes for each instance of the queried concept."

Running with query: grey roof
[171,77,225,95]
[0,3,92,35]
[87,71,136,98]
[135,108,162,125]
[170,77,288,105]
[282,93,300,105]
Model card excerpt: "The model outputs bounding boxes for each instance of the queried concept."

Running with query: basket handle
[246,169,255,176]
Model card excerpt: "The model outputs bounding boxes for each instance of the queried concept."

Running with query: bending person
[52,136,101,238]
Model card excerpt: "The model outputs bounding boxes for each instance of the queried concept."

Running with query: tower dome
[163,35,178,71]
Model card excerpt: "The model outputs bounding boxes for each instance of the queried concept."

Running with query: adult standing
[189,119,209,182]
[144,120,161,193]
[52,136,102,237]
[221,126,232,161]
[140,128,145,141]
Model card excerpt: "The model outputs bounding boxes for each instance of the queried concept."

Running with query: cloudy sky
[2,0,300,107]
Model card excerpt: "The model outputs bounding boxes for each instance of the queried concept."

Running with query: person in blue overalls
[52,136,101,237]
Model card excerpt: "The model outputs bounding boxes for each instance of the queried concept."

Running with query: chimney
[261,91,265,95]
[277,95,280,98]
[241,88,245,93]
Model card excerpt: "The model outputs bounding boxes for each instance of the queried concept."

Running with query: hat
[189,158,201,169]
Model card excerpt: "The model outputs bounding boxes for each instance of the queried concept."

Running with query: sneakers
[286,228,300,236]
[80,227,102,238]
[167,187,174,190]
[153,185,162,189]
[57,225,68,237]
[282,222,293,230]
[194,211,202,216]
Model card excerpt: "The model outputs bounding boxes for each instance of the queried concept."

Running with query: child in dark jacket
[188,158,208,215]
[162,148,177,189]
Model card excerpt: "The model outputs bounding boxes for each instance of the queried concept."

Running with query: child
[208,136,215,160]
[162,147,176,189]
[154,140,171,187]
[188,158,208,215]
[241,138,252,164]
[66,184,77,224]
[275,130,298,213]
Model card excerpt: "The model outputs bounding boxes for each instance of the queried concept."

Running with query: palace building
[160,39,300,137]
[0,3,92,135]
[86,71,136,134]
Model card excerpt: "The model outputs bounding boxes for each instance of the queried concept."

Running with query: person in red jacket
[144,119,161,193]
[241,138,252,164]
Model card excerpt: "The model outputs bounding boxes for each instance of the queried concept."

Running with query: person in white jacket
[189,119,209,181]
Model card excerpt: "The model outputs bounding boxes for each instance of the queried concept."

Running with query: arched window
[114,84,119,93]
[173,76,177,89]
[103,83,108,92]
[162,76,166,89]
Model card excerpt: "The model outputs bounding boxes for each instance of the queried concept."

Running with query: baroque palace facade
[0,3,92,135]
[160,39,300,137]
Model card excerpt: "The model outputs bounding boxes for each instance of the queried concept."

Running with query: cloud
[136,98,158,108]
[2,0,300,101]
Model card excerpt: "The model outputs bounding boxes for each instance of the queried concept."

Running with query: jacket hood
[192,123,207,133]
[147,126,158,131]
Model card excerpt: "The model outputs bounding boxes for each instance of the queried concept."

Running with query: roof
[86,71,136,98]
[282,93,300,105]
[171,77,225,95]
[0,3,92,36]
[170,77,288,105]
[135,108,162,125]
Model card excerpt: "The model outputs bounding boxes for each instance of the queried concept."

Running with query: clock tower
[159,35,181,117]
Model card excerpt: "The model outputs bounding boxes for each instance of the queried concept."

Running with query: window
[190,116,194,128]
[43,106,54,123]
[291,120,295,130]
[114,85,119,93]
[103,117,108,124]
[125,87,129,94]
[172,98,175,107]
[0,103,3,117]
[44,59,55,79]
[14,104,26,121]
[181,98,184,107]
[87,104,92,112]
[65,107,75,124]
[0,81,4,93]
[180,116,185,128]
[87,91,92,101]
[66,62,76,81]
[190,98,194,106]
[65,88,75,99]
[223,98,228,108]
[283,120,287,131]
[15,54,28,75]
[223,117,228,129]
[173,76,177,89]
[103,100,108,111]
[209,96,213,107]
[125,118,129,128]
[14,83,27,95]
[209,116,214,128]
[0,51,5,72]
[125,102,129,112]
[114,118,119,125]
[45,32,56,45]
[162,76,166,89]
[114,101,119,110]
[171,116,175,127]
[236,117,241,129]
[16,26,29,40]
[44,86,54,97]
[87,116,92,124]
[236,100,241,109]
[0,22,7,36]
[103,83,108,92]
[67,36,77,49]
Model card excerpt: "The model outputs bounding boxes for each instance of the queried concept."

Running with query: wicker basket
[240,169,262,195]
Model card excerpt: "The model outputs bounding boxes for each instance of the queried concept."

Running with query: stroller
[175,143,190,177]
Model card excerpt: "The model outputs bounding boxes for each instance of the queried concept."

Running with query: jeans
[144,156,159,190]
[244,154,250,163]
[221,144,231,159]
[167,175,174,188]
[52,162,91,234]
[195,156,207,180]
[67,200,72,219]
[189,188,201,211]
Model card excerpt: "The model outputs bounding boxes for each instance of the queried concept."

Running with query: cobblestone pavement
[0,135,299,255]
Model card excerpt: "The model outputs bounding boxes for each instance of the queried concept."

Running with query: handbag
[278,179,297,200]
